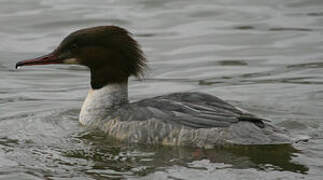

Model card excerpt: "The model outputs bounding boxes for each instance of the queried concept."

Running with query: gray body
[79,84,292,148]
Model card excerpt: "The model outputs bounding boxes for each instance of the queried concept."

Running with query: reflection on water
[65,132,309,178]
[1,0,323,179]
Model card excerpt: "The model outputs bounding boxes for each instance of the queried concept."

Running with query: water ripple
[0,0,322,179]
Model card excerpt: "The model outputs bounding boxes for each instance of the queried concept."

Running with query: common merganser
[16,26,293,148]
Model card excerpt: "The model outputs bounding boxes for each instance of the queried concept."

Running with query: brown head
[16,26,146,89]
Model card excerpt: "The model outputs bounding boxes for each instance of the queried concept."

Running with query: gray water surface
[1,0,323,179]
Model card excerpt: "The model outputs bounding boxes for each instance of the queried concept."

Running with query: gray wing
[111,92,265,128]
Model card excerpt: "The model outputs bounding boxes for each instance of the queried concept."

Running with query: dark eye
[71,43,78,49]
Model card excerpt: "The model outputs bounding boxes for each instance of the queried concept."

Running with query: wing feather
[112,92,265,128]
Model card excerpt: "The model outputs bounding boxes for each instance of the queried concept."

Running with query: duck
[16,25,294,148]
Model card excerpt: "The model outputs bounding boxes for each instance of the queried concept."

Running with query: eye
[71,43,78,49]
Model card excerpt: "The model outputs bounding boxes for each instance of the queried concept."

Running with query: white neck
[79,82,128,126]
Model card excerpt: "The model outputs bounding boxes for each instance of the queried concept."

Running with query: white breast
[79,83,128,126]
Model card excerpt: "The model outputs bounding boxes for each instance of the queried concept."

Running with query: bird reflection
[63,130,308,178]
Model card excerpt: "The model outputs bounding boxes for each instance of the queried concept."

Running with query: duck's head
[16,26,146,89]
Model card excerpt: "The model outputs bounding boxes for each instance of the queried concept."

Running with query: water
[0,0,323,179]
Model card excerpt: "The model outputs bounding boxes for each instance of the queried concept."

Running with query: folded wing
[111,92,265,128]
